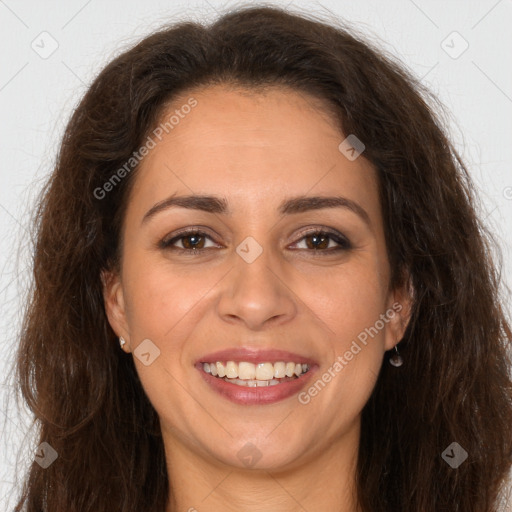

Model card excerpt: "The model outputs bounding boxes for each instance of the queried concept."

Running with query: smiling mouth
[201,360,310,387]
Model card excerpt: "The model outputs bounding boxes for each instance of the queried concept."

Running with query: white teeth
[273,361,286,378]
[202,361,311,382]
[256,362,274,380]
[225,361,238,379]
[216,362,226,378]
[238,362,256,380]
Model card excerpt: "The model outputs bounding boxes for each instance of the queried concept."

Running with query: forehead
[127,84,379,220]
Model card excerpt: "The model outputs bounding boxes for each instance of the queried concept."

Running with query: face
[103,84,410,472]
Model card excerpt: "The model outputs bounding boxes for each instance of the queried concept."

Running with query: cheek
[293,259,388,406]
[121,261,218,428]
[122,256,219,344]
[294,257,389,346]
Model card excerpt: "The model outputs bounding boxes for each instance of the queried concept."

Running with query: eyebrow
[141,193,372,228]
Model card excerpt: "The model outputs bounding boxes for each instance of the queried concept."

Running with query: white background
[1,0,511,509]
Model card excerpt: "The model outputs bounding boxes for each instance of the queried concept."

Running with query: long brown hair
[11,5,512,511]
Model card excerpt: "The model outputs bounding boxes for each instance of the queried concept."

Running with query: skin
[103,84,411,512]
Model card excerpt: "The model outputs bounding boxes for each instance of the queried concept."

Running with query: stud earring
[389,344,403,367]
[119,336,126,349]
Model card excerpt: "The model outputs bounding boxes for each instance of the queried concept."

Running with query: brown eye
[159,230,218,252]
[304,232,330,250]
[291,229,351,252]
[178,233,207,250]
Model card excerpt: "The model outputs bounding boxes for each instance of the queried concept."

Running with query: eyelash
[158,227,352,255]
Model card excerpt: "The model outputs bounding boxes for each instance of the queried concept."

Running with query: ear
[101,268,131,352]
[383,276,414,352]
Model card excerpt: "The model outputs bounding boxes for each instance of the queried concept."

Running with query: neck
[163,421,361,512]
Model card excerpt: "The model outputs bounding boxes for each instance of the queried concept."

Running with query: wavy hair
[12,5,512,511]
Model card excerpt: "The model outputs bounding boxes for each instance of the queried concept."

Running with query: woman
[13,5,512,511]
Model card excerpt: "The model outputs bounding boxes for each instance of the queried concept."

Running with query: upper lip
[196,347,317,365]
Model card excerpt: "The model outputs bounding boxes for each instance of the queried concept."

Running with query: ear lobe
[101,269,129,341]
[384,279,414,351]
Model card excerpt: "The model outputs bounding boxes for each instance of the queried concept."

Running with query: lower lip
[196,364,317,405]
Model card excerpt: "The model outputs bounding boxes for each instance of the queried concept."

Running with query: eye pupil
[306,233,329,250]
[182,234,204,249]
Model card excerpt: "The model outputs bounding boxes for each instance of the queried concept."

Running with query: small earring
[389,344,403,367]
[119,336,126,349]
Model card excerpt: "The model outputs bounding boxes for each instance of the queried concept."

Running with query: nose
[216,247,297,331]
